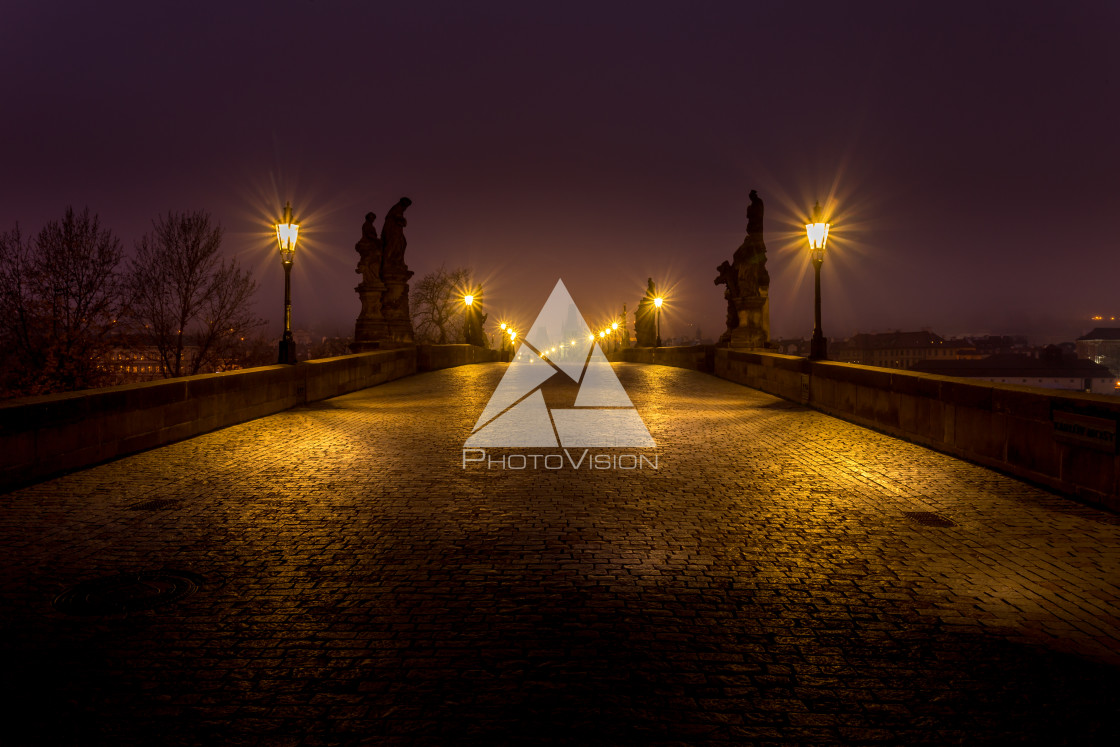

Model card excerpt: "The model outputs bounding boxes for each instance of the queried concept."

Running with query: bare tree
[0,207,126,397]
[410,266,474,344]
[128,211,262,377]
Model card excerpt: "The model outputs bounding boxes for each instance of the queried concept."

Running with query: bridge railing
[0,344,501,492]
[613,345,1118,511]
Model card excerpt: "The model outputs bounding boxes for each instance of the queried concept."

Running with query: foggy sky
[3,0,1117,344]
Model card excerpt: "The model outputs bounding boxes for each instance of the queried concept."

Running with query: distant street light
[654,296,664,347]
[275,201,299,364]
[463,294,474,343]
[806,201,831,360]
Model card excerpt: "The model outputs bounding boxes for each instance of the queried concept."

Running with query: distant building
[911,348,1115,395]
[831,331,976,370]
[967,335,1030,356]
[772,338,811,356]
[105,344,200,382]
[1076,328,1120,379]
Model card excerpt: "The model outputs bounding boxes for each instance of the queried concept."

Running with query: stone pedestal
[728,289,770,349]
[350,279,391,352]
[381,267,415,344]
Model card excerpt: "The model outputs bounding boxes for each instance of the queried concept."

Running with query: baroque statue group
[714,189,770,348]
[351,197,416,350]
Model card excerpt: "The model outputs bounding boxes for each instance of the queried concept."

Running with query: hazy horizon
[3,1,1116,348]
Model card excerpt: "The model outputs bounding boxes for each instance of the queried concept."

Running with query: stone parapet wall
[607,345,715,373]
[0,349,418,491]
[716,349,1120,510]
[417,344,505,370]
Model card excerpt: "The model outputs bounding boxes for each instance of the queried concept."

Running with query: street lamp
[806,201,831,360]
[463,294,474,343]
[653,296,663,347]
[275,201,299,364]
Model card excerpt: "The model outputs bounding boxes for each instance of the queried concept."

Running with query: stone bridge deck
[2,363,1119,745]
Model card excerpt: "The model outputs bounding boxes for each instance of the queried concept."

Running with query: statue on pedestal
[378,197,415,344]
[715,189,771,348]
[352,212,390,347]
[351,197,416,350]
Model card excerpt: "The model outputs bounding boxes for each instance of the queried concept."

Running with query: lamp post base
[278,335,297,365]
[809,335,827,361]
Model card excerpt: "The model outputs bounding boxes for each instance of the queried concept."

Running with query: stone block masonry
[0,344,500,491]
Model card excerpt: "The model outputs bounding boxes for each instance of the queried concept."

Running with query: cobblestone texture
[2,362,1119,745]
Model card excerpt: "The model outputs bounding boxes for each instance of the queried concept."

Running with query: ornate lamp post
[275,201,300,365]
[654,296,663,347]
[806,201,831,360]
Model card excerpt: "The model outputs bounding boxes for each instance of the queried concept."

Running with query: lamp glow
[805,201,829,253]
[275,201,299,260]
[654,296,663,308]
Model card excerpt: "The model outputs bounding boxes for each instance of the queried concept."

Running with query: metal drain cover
[54,570,205,616]
[128,498,182,510]
[902,511,956,527]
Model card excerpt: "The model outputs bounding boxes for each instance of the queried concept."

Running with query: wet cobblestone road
[2,363,1119,745]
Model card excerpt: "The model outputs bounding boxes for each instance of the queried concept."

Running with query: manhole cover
[53,570,206,616]
[902,511,956,527]
[128,498,182,510]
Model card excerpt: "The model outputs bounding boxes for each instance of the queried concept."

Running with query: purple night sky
[3,1,1117,344]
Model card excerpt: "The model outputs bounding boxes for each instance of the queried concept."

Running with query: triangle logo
[466,279,656,448]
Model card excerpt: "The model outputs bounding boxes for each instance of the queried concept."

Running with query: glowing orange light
[275,201,299,259]
[806,201,829,252]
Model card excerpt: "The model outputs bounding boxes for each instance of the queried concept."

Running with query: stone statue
[714,260,738,334]
[355,212,382,286]
[715,188,771,348]
[746,188,764,235]
[362,211,378,243]
[381,197,412,272]
[635,278,658,347]
[351,198,417,350]
[378,197,415,343]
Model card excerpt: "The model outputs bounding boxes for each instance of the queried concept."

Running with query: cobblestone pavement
[2,362,1120,745]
